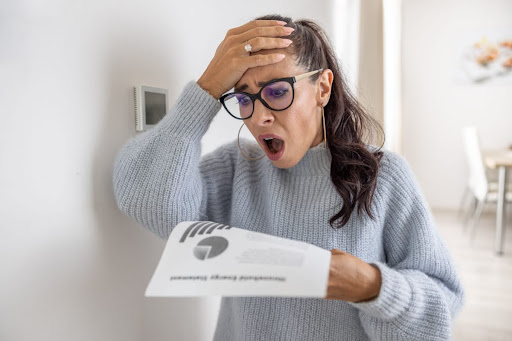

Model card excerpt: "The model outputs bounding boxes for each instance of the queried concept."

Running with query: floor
[433,208,512,341]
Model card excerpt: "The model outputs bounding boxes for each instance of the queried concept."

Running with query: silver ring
[244,41,252,53]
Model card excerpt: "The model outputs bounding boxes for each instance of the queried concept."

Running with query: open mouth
[264,138,284,153]
[259,135,285,161]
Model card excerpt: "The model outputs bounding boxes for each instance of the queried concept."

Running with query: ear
[316,69,334,107]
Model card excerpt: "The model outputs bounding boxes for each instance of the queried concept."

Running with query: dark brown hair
[255,14,385,228]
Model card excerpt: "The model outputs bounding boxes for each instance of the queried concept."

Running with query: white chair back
[462,126,488,200]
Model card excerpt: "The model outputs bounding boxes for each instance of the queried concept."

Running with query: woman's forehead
[235,51,302,91]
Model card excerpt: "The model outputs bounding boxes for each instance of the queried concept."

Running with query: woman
[113,14,464,341]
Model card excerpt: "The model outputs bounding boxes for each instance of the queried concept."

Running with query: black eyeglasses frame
[218,68,324,120]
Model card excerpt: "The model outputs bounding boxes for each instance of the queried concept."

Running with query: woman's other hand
[325,249,382,303]
[197,20,294,100]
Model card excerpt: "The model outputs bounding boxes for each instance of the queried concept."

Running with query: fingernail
[277,20,287,25]
[284,27,295,33]
[283,39,293,45]
[277,54,286,59]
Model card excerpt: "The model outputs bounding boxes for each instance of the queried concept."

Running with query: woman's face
[234,49,333,169]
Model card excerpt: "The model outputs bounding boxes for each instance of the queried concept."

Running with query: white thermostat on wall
[134,85,168,132]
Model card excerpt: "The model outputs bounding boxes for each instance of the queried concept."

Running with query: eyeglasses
[219,68,324,120]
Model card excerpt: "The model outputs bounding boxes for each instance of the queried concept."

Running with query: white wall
[0,1,333,340]
[401,0,512,210]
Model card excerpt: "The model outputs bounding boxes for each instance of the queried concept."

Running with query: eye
[263,81,291,99]
[269,88,288,98]
[236,95,251,106]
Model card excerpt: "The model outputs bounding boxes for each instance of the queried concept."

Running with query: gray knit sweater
[113,81,464,341]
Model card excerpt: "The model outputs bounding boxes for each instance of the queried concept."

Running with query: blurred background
[1,0,511,340]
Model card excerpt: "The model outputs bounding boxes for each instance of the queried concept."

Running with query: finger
[241,37,293,54]
[227,19,287,36]
[243,53,286,69]
[235,26,294,46]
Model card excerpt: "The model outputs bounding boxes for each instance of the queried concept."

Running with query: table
[483,149,512,255]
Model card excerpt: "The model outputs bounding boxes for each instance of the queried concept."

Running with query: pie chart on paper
[193,236,229,260]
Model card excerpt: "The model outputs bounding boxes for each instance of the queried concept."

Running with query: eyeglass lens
[223,81,293,119]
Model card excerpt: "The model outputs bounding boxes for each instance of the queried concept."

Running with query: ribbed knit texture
[113,81,465,341]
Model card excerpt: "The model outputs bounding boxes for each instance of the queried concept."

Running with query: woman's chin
[271,146,314,169]
[270,154,300,169]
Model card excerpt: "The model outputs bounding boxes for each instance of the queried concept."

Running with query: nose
[251,99,274,127]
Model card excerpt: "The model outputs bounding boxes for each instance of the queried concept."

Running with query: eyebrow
[234,79,276,93]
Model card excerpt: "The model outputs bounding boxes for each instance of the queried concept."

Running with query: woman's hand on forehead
[197,19,294,100]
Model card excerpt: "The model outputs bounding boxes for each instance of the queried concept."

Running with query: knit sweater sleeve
[112,80,235,239]
[348,151,465,340]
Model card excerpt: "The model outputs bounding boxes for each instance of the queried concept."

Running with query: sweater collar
[272,143,332,176]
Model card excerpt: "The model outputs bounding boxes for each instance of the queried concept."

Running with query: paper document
[145,221,331,298]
